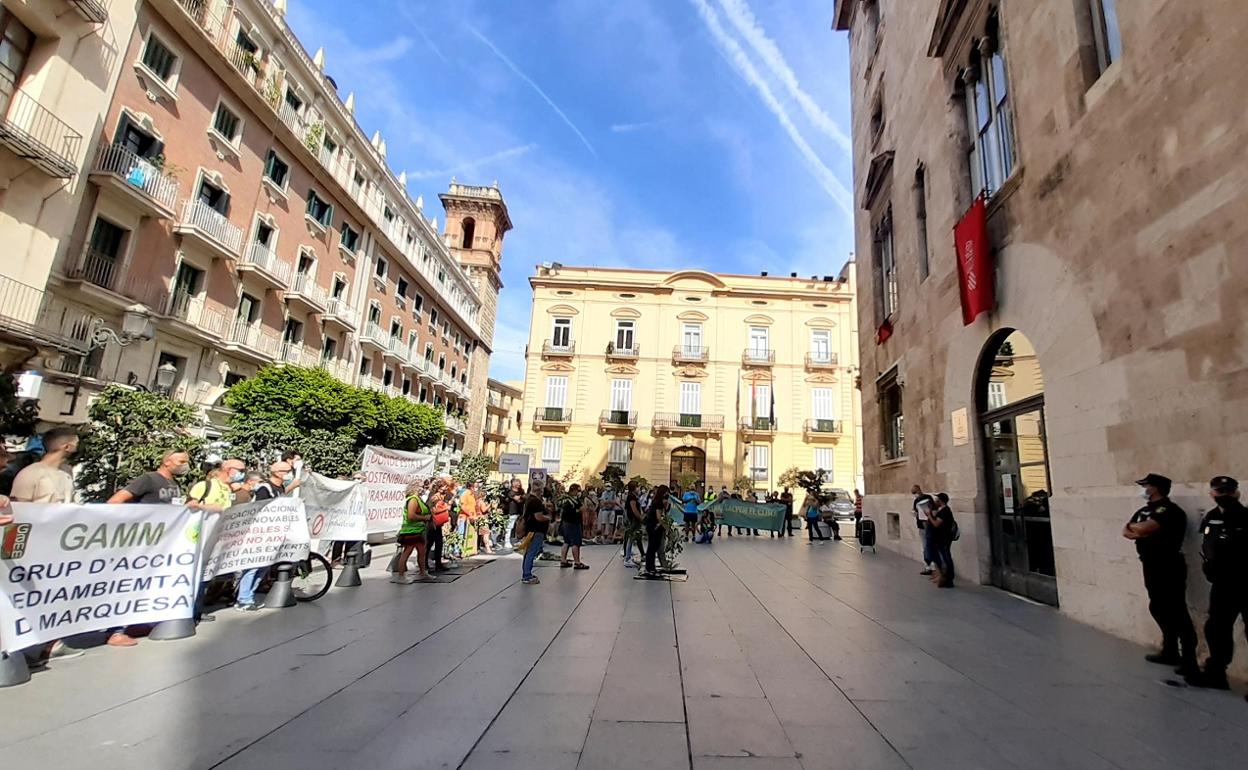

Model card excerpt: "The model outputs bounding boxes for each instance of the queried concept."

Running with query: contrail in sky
[408,144,538,180]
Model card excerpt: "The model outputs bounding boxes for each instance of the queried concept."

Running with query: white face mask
[1139,487,1151,500]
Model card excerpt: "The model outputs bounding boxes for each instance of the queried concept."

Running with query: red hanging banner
[954,195,994,325]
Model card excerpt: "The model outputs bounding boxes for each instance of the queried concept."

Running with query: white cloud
[687,0,853,217]
[408,143,538,180]
[466,26,598,158]
[609,119,666,133]
[715,0,851,153]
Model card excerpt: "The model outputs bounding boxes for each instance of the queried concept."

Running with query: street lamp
[153,362,178,394]
[68,305,156,413]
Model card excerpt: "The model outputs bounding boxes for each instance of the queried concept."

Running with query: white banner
[0,503,201,653]
[301,472,367,549]
[498,453,530,474]
[202,497,311,578]
[361,445,436,534]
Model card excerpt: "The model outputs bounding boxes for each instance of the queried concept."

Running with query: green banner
[705,497,787,531]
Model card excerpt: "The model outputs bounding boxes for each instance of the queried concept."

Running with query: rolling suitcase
[858,518,877,552]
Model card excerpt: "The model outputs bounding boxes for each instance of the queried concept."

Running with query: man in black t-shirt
[623,481,644,567]
[1123,472,1198,676]
[107,450,190,505]
[504,479,525,549]
[521,492,550,584]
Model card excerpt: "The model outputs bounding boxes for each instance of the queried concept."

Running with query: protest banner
[706,497,787,531]
[528,467,548,492]
[300,472,367,550]
[201,497,311,578]
[0,503,201,653]
[498,453,529,475]
[361,446,437,534]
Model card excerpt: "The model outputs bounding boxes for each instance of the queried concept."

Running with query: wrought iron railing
[0,89,83,178]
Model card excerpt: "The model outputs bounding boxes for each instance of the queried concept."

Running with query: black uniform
[1197,498,1248,675]
[1129,497,1198,666]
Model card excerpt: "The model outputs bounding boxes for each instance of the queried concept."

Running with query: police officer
[1122,473,1199,677]
[1185,476,1248,692]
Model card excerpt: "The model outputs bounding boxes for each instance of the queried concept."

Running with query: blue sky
[287,0,854,382]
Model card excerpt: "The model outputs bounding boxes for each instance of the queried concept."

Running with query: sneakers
[106,632,138,648]
[48,641,85,661]
[390,574,413,584]
[522,576,540,584]
[624,561,637,568]
[574,563,590,570]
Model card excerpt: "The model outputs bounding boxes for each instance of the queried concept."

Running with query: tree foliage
[733,475,755,495]
[76,386,203,501]
[600,465,626,490]
[0,367,40,439]
[628,475,652,492]
[223,365,443,474]
[452,452,492,486]
[777,466,803,491]
[675,471,700,491]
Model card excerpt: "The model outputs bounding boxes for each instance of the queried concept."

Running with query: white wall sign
[499,453,530,474]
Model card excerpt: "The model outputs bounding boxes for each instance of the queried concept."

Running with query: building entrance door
[669,446,705,490]
[978,331,1057,606]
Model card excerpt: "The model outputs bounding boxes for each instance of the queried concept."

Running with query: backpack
[950,520,961,541]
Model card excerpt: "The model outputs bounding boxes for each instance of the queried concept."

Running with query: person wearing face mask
[188,457,235,511]
[233,461,292,611]
[1122,472,1199,677]
[281,450,305,493]
[912,485,937,575]
[107,449,191,505]
[222,458,250,502]
[1185,476,1248,693]
[11,427,78,504]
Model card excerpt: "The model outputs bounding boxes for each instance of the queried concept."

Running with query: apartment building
[520,265,862,492]
[0,0,141,370]
[833,0,1248,669]
[481,378,522,464]
[0,0,511,458]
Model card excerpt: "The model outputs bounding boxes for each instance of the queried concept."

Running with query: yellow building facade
[519,264,862,493]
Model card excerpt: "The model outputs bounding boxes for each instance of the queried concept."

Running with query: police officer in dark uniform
[1122,473,1199,677]
[1185,476,1248,693]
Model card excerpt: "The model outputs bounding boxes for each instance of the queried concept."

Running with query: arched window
[461,217,475,249]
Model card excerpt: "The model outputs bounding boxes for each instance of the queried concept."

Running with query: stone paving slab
[2,540,1247,769]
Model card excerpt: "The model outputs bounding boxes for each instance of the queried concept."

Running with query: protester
[804,491,825,543]
[582,487,600,541]
[912,485,936,574]
[187,457,235,511]
[281,450,305,492]
[233,460,291,611]
[926,493,956,587]
[623,480,644,567]
[819,495,843,541]
[107,449,189,505]
[0,440,40,496]
[695,507,715,544]
[427,479,452,573]
[504,479,525,549]
[559,483,589,569]
[393,479,432,583]
[223,458,250,502]
[597,483,619,544]
[469,482,495,556]
[521,489,550,584]
[643,484,671,577]
[10,427,77,504]
[9,427,85,666]
[681,485,700,542]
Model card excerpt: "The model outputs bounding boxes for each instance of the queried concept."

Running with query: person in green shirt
[394,480,432,584]
[188,458,236,511]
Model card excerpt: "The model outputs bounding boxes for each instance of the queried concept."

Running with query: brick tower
[440,181,512,454]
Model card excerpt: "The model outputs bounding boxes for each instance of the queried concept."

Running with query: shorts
[683,513,698,524]
[597,507,617,526]
[397,531,425,545]
[561,523,583,546]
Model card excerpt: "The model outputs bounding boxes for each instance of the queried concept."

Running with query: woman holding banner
[393,480,432,583]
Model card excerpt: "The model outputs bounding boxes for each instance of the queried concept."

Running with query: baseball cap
[1210,476,1239,493]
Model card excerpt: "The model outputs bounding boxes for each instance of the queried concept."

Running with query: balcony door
[615,320,634,352]
[171,262,202,315]
[749,327,769,356]
[752,384,771,428]
[681,323,702,356]
[812,387,836,431]
[610,378,632,424]
[552,317,572,349]
[0,11,33,110]
[679,381,701,427]
[810,329,831,363]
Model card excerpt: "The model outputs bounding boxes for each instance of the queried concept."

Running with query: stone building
[481,377,522,465]
[519,264,862,493]
[833,0,1247,672]
[0,0,512,462]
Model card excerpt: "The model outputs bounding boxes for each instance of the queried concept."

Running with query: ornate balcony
[805,352,839,370]
[236,242,291,290]
[742,348,776,366]
[360,322,388,352]
[444,413,468,435]
[599,409,637,430]
[803,419,844,439]
[223,320,281,363]
[653,413,724,434]
[605,341,639,360]
[321,297,356,331]
[0,275,91,354]
[164,291,227,340]
[672,345,709,363]
[533,407,573,428]
[738,417,778,438]
[285,274,328,314]
[65,0,108,24]
[542,339,575,358]
[0,90,82,178]
[384,336,405,363]
[89,143,178,218]
[174,200,243,260]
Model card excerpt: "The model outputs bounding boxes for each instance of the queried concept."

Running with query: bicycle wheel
[291,552,333,602]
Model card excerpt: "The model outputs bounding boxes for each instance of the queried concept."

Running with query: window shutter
[611,379,632,411]
[680,382,701,415]
[754,385,770,420]
[545,376,567,408]
[812,388,835,420]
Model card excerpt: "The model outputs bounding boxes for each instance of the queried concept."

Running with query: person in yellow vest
[394,480,432,583]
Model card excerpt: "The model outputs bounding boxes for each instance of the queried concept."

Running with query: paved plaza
[2,537,1246,769]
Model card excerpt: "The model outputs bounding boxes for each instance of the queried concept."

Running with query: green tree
[76,386,203,501]
[0,366,39,439]
[676,471,700,491]
[777,466,803,491]
[733,475,755,496]
[452,452,493,486]
[600,465,626,490]
[223,365,443,473]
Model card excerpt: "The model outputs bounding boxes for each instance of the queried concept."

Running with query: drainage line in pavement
[668,568,696,769]
[708,547,916,770]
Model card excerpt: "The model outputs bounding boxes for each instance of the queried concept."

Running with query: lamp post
[67,305,156,414]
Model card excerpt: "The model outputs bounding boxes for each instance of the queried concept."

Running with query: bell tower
[440,180,512,453]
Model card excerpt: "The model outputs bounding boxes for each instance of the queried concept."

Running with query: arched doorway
[976,330,1057,606]
[669,446,706,490]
